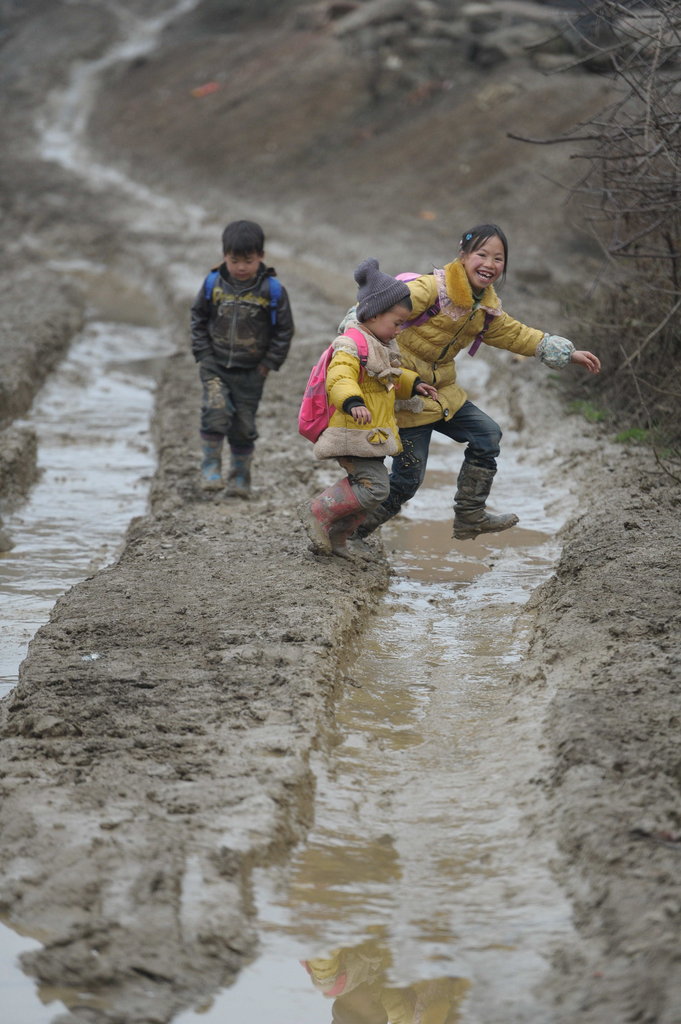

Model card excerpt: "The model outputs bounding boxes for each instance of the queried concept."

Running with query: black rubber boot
[352,503,396,540]
[200,436,224,491]
[452,462,519,540]
[225,452,252,499]
[329,509,368,560]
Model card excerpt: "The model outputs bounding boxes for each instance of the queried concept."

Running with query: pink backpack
[298,326,369,442]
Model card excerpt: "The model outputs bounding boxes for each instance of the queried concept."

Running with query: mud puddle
[2,0,219,699]
[0,315,173,1023]
[174,421,579,1023]
[0,317,173,695]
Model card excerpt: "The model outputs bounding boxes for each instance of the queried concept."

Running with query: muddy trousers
[336,456,391,510]
[356,401,502,538]
[198,363,265,457]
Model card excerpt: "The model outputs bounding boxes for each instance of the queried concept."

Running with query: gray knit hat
[354,257,411,321]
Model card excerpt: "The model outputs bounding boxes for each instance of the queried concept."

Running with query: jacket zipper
[226,274,264,368]
[431,310,476,376]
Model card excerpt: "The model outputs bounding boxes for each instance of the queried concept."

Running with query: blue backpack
[203,269,282,326]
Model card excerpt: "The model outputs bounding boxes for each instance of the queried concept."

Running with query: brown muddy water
[168,378,579,1022]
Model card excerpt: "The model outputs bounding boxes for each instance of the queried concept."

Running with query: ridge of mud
[518,453,681,1023]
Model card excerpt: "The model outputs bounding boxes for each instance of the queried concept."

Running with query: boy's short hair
[222,220,265,257]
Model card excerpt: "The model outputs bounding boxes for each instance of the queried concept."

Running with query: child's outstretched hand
[351,405,372,424]
[571,350,601,374]
[415,382,439,400]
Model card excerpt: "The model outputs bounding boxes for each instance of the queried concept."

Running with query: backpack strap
[404,299,441,328]
[204,270,281,328]
[400,271,442,328]
[467,310,495,357]
[341,326,369,365]
[203,268,220,302]
[268,276,282,327]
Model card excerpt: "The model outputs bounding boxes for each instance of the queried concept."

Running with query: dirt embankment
[0,2,680,1022]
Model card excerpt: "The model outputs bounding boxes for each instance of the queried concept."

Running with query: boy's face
[224,250,263,281]
[364,303,411,343]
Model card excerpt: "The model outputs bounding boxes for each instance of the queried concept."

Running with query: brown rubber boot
[300,478,364,555]
[452,462,519,541]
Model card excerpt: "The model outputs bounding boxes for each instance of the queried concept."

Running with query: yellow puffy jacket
[312,321,419,461]
[395,259,544,428]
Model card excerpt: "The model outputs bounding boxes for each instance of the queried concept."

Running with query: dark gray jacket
[190,262,294,372]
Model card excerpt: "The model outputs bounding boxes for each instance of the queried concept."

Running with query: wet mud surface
[1,2,680,1022]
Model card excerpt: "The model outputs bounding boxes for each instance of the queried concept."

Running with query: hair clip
[464,232,473,241]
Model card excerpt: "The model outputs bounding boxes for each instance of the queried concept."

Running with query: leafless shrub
[513,0,681,464]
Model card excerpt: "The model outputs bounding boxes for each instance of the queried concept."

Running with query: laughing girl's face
[459,234,505,293]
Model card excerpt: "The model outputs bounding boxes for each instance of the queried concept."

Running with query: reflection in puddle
[0,921,62,1024]
[177,429,579,1023]
[0,920,109,1024]
[301,939,470,1022]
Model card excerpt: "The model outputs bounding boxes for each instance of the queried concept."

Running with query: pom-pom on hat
[354,257,411,321]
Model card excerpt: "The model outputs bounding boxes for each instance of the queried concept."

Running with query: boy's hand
[351,405,372,424]
[571,351,601,374]
[415,382,438,400]
[257,363,270,378]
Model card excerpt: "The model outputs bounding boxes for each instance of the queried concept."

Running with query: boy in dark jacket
[190,219,294,496]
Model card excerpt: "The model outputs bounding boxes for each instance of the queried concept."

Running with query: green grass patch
[614,427,651,444]
[568,399,607,423]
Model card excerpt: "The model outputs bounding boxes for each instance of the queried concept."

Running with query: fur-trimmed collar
[438,260,502,321]
[334,320,403,385]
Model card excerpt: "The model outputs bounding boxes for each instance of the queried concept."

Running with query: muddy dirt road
[1,2,680,1022]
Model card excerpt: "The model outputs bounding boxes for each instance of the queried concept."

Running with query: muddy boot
[329,509,368,560]
[200,435,224,491]
[224,451,252,499]
[300,478,364,555]
[452,462,518,540]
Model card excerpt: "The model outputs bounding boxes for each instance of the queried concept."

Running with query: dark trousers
[199,364,265,454]
[383,400,502,515]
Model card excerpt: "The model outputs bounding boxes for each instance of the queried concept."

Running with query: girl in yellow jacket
[302,259,437,559]
[351,224,601,542]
